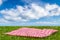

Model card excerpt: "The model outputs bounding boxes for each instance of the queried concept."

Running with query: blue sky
[0,0,60,26]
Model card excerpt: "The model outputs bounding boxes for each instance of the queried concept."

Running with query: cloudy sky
[0,0,60,26]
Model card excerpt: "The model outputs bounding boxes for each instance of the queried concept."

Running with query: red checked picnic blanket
[5,28,58,37]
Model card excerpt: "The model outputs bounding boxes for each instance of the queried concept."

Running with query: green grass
[0,26,60,40]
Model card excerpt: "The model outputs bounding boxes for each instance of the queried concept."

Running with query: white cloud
[36,21,57,24]
[0,8,28,22]
[0,3,60,23]
[0,0,7,5]
[45,4,59,11]
[22,3,60,20]
[0,0,3,5]
[31,4,48,19]
[0,18,9,23]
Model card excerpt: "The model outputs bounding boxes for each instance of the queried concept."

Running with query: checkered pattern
[5,28,58,37]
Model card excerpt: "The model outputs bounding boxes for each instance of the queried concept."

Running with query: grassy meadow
[0,26,60,40]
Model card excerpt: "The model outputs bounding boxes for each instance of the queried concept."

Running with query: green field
[0,26,60,40]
